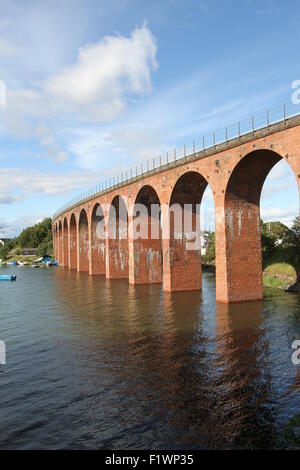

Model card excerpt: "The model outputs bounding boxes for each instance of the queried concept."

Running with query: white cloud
[0,23,158,164]
[66,123,166,171]
[267,159,292,181]
[0,214,48,238]
[0,168,102,205]
[261,206,298,227]
[45,23,158,121]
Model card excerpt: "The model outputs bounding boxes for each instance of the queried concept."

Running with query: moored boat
[0,274,17,281]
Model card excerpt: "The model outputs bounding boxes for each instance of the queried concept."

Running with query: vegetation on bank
[202,218,300,291]
[0,218,53,261]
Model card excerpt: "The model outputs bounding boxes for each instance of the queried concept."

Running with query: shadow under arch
[132,184,162,284]
[69,213,77,270]
[107,195,129,279]
[90,203,106,275]
[167,170,212,291]
[78,208,89,272]
[223,149,299,302]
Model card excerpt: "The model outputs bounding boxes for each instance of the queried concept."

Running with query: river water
[0,265,300,449]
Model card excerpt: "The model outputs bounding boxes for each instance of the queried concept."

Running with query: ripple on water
[0,265,300,449]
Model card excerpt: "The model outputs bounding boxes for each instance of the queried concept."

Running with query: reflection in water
[0,267,300,449]
[214,302,275,449]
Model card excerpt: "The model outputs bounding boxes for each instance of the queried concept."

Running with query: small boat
[0,274,17,281]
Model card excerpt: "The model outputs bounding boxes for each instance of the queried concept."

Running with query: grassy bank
[203,252,299,291]
[263,262,297,289]
[262,245,299,291]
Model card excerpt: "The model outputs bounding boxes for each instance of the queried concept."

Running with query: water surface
[0,265,300,449]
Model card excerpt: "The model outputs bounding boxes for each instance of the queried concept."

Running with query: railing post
[203,136,205,153]
[159,154,162,166]
[283,103,286,123]
[153,157,155,169]
[213,132,216,148]
[166,151,169,164]
[193,141,195,155]
[267,110,269,130]
[174,149,176,161]
[252,116,254,135]
[238,121,240,138]
[184,144,186,158]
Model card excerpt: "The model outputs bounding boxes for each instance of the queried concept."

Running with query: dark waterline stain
[0,266,300,449]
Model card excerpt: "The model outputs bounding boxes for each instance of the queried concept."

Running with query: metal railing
[52,101,300,220]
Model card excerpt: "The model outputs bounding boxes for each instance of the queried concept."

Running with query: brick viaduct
[52,116,300,303]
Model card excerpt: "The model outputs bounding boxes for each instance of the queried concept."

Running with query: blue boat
[0,274,17,281]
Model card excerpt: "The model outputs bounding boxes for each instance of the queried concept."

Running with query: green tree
[15,218,53,255]
[202,231,215,264]
[285,217,300,246]
[0,240,14,261]
[37,239,53,257]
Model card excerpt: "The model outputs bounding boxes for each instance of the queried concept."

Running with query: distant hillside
[0,218,53,261]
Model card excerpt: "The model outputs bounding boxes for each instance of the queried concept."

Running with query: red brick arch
[164,170,211,291]
[69,213,77,270]
[106,195,129,279]
[90,202,106,275]
[220,148,299,302]
[129,184,162,285]
[53,223,57,259]
[52,118,300,302]
[58,220,63,265]
[78,208,89,272]
[63,217,69,267]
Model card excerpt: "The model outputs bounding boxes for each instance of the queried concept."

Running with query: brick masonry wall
[69,216,77,270]
[78,210,89,272]
[53,119,300,303]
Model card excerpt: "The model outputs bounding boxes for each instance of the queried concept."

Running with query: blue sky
[0,0,300,236]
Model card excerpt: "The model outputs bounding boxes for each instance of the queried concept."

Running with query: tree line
[0,218,53,260]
